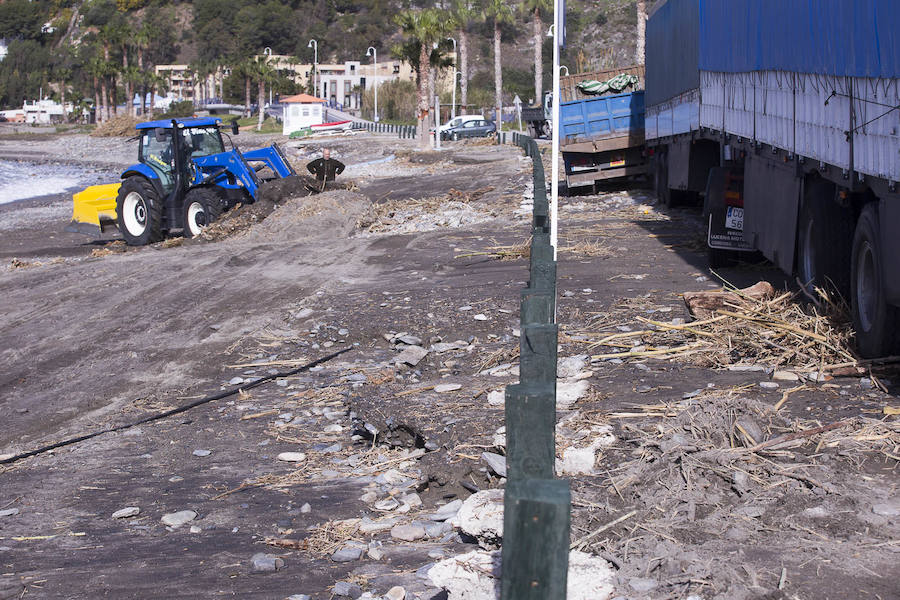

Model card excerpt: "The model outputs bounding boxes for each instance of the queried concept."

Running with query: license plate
[609,157,626,167]
[725,206,744,231]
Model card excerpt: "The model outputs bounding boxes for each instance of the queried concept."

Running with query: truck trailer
[560,65,648,192]
[645,0,900,357]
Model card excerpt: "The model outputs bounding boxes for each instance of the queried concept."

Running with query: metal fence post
[501,133,569,600]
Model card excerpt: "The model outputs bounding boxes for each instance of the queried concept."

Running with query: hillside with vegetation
[0,0,649,118]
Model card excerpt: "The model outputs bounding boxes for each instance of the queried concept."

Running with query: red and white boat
[310,119,353,133]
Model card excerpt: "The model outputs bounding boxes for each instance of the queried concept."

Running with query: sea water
[0,159,114,205]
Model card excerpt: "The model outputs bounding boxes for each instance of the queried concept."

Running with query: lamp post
[365,46,378,122]
[447,37,457,120]
[307,39,318,98]
[550,18,560,261]
[263,47,273,107]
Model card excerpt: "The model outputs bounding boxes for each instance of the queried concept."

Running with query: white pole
[448,37,457,120]
[434,94,441,150]
[308,40,318,98]
[551,3,561,259]
[367,47,379,122]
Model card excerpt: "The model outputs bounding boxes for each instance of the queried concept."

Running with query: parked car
[441,119,496,141]
[434,114,483,137]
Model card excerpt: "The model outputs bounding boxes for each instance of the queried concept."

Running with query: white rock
[385,585,406,600]
[401,492,423,508]
[0,508,20,517]
[277,452,307,462]
[430,499,463,521]
[872,500,900,517]
[435,383,463,393]
[323,424,343,433]
[481,452,507,478]
[473,314,489,321]
[431,341,469,353]
[557,380,590,407]
[759,381,780,390]
[192,449,211,457]
[557,355,588,379]
[487,389,505,406]
[112,507,140,519]
[374,498,400,511]
[189,525,202,533]
[802,506,829,519]
[391,523,426,541]
[161,510,197,529]
[359,517,399,534]
[228,377,245,385]
[300,502,312,513]
[452,489,504,548]
[458,305,473,311]
[0,454,13,462]
[395,345,429,366]
[773,370,800,382]
[560,445,598,475]
[428,549,614,600]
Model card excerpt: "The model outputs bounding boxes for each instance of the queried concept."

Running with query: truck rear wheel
[116,176,163,246]
[183,188,224,238]
[797,179,853,298]
[851,204,899,357]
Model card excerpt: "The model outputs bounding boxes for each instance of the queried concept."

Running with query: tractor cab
[134,118,229,194]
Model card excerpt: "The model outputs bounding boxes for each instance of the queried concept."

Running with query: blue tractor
[70,117,299,245]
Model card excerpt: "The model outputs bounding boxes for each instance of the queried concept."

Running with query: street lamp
[447,37,457,119]
[365,46,378,122]
[307,39,318,98]
[263,47,273,106]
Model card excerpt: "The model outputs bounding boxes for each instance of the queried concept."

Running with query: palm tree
[232,58,255,118]
[449,0,478,115]
[483,0,514,129]
[395,8,453,149]
[98,25,119,120]
[522,0,551,102]
[250,56,278,131]
[87,55,105,123]
[133,24,152,115]
[636,0,647,65]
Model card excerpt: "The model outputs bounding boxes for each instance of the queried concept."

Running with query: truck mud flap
[704,167,753,252]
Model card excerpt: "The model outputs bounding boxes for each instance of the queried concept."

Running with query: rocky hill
[0,0,649,111]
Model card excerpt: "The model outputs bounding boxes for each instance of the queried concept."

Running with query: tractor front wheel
[182,187,224,238]
[116,176,163,246]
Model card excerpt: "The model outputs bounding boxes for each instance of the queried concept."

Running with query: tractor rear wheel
[116,176,163,246]
[182,187,224,238]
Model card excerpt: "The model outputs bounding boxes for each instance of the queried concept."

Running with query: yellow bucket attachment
[67,183,120,236]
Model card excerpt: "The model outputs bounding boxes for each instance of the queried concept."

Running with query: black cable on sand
[0,347,352,466]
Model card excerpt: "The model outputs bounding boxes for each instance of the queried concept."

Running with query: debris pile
[357,186,495,234]
[90,115,145,137]
[569,389,900,598]
[579,281,856,372]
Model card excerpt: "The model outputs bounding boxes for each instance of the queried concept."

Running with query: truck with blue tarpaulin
[645,0,900,357]
[559,66,648,191]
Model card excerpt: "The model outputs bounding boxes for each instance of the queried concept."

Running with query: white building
[23,99,69,124]
[281,93,326,135]
[317,60,417,111]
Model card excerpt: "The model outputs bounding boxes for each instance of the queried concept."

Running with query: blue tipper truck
[559,66,648,192]
[645,0,900,357]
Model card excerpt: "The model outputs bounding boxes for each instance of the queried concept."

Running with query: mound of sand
[91,115,144,137]
[243,190,370,243]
